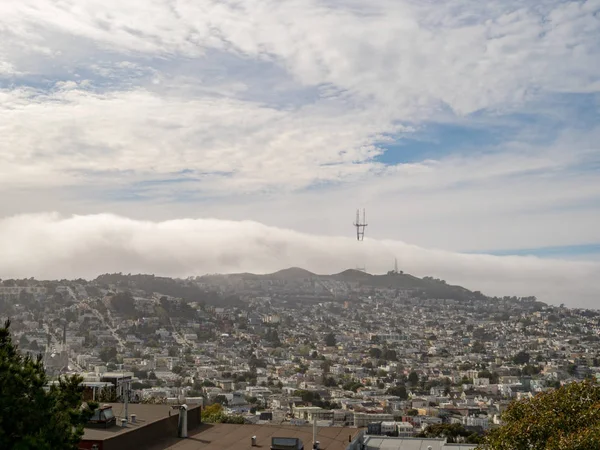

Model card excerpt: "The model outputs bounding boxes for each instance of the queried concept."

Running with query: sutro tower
[353,209,368,241]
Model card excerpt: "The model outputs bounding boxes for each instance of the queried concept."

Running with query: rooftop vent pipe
[177,404,188,438]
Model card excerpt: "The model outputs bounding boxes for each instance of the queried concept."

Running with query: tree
[201,403,244,424]
[0,320,96,449]
[383,349,397,361]
[419,423,481,443]
[214,395,229,406]
[478,379,600,450]
[408,371,419,384]
[324,333,336,347]
[172,365,185,375]
[133,369,148,379]
[386,385,408,399]
[110,291,136,317]
[369,347,382,359]
[98,385,118,402]
[99,346,117,363]
[323,376,337,387]
[512,351,530,365]
[471,341,486,354]
[293,390,321,403]
[342,381,364,392]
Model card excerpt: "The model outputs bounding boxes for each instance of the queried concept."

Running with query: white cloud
[0,213,598,308]
[0,86,404,191]
[0,0,598,264]
[1,0,598,114]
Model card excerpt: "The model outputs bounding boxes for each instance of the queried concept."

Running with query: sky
[0,0,599,307]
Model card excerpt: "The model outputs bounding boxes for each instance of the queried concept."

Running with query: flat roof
[363,436,478,450]
[148,423,362,450]
[82,403,188,441]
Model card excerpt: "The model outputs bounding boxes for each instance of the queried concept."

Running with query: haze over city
[1,0,599,307]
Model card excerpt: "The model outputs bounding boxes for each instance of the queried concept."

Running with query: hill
[268,267,317,280]
[196,268,490,302]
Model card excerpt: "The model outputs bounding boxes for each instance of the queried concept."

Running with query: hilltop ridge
[196,267,496,303]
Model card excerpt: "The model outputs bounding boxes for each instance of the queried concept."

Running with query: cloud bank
[0,0,598,267]
[1,213,598,309]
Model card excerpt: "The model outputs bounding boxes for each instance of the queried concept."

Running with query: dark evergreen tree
[0,320,95,449]
[324,332,336,347]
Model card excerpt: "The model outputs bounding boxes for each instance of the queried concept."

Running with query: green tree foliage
[324,332,336,347]
[201,403,245,424]
[521,364,542,376]
[0,320,96,449]
[293,390,321,403]
[419,423,482,444]
[214,395,229,406]
[110,291,137,317]
[323,376,337,387]
[383,349,397,361]
[98,386,118,402]
[133,369,148,379]
[408,371,419,384]
[265,329,281,347]
[477,370,500,384]
[342,381,364,392]
[99,346,117,363]
[369,347,382,359]
[471,341,486,353]
[159,296,198,319]
[478,379,600,450]
[386,385,408,399]
[95,274,242,307]
[512,351,530,365]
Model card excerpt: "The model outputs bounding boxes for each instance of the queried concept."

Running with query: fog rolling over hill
[0,213,599,308]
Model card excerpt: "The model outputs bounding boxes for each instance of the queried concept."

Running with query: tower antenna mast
[353,209,368,241]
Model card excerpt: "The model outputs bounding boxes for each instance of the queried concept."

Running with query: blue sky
[484,243,600,259]
[0,0,599,305]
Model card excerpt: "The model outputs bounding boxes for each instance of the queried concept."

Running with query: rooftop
[363,436,477,450]
[148,423,362,450]
[82,403,187,441]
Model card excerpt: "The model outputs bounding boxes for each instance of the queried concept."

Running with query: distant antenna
[394,258,399,274]
[353,209,367,241]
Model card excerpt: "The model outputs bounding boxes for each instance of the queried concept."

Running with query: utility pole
[122,368,128,422]
[124,383,128,422]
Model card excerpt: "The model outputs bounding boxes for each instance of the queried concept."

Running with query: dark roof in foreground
[83,403,182,441]
[148,423,362,450]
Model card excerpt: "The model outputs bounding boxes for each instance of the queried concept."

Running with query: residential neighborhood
[2,268,599,445]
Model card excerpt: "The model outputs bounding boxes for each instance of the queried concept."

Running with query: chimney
[251,436,257,446]
[177,404,188,438]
